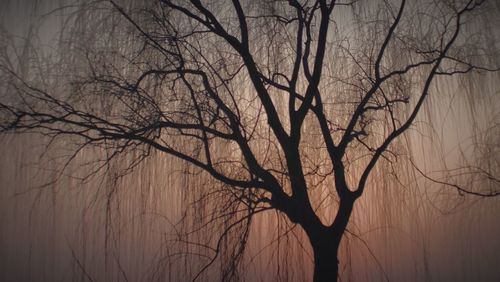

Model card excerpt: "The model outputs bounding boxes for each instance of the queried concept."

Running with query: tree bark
[311,236,340,282]
[305,196,354,282]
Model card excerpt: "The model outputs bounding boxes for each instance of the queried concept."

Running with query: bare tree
[1,0,499,281]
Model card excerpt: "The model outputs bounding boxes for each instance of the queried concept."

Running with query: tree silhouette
[1,0,499,281]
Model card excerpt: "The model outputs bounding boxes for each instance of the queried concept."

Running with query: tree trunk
[306,197,354,282]
[311,235,341,282]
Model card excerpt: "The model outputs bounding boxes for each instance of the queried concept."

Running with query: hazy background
[1,0,500,281]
